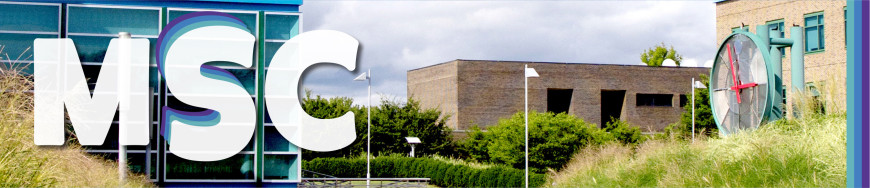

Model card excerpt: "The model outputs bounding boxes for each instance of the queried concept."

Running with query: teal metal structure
[710,24,805,135]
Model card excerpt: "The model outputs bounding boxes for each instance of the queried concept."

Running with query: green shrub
[301,92,456,159]
[604,117,645,145]
[676,74,716,138]
[459,111,644,173]
[304,156,546,187]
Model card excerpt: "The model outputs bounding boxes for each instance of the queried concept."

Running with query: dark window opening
[636,93,673,107]
[547,89,573,114]
[679,94,689,107]
[601,90,626,127]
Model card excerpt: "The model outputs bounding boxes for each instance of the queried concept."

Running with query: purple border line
[863,1,869,186]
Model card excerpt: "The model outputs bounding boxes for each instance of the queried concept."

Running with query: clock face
[710,33,772,135]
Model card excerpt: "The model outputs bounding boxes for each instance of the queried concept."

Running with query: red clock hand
[726,43,742,104]
[730,82,758,90]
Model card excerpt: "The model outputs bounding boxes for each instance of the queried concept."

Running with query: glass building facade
[0,0,302,186]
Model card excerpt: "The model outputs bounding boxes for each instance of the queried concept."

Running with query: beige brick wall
[716,0,848,113]
[409,60,709,132]
[407,62,460,131]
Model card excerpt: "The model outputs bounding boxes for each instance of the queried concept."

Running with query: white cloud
[300,1,717,103]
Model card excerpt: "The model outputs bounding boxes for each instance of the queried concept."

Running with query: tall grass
[548,113,845,187]
[0,46,153,187]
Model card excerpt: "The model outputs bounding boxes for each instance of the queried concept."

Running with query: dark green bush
[304,156,546,187]
[604,117,645,145]
[459,111,645,173]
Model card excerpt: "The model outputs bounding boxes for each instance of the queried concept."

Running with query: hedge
[304,156,546,187]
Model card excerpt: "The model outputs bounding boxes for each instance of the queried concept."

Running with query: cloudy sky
[298,1,717,106]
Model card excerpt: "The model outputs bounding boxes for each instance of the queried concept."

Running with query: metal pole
[691,78,695,143]
[524,64,529,188]
[790,26,805,118]
[118,32,130,183]
[367,69,371,188]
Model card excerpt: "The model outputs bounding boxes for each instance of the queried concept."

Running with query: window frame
[804,11,825,54]
[766,19,786,57]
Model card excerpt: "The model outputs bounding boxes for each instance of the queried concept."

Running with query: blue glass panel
[264,125,298,152]
[264,154,298,180]
[805,27,819,51]
[265,14,299,40]
[67,35,111,63]
[265,41,282,67]
[68,6,160,36]
[805,16,817,27]
[166,153,255,180]
[0,3,59,32]
[150,66,159,91]
[0,33,57,62]
[169,10,257,34]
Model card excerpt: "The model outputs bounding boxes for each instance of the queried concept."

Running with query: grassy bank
[548,113,846,187]
[0,69,153,187]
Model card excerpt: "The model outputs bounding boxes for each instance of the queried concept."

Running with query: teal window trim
[766,19,786,57]
[804,11,825,53]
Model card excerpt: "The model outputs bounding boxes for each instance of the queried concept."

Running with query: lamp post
[692,78,706,143]
[354,69,371,188]
[118,32,131,182]
[524,64,539,188]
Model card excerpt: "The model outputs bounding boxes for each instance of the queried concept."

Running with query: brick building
[716,0,848,113]
[407,60,709,133]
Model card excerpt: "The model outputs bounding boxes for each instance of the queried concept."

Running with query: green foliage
[640,42,683,66]
[301,91,454,159]
[460,111,644,173]
[304,156,546,187]
[603,117,645,145]
[658,74,717,140]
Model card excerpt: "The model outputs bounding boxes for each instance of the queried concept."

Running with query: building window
[547,89,573,114]
[636,93,672,107]
[804,12,825,53]
[679,94,689,107]
[766,19,786,56]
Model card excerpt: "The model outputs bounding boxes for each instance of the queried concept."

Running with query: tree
[300,91,455,159]
[677,74,716,137]
[640,42,683,66]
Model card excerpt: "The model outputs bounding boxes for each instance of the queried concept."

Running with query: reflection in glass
[166,153,255,180]
[0,33,57,61]
[265,14,299,40]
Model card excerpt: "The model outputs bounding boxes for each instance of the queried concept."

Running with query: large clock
[709,32,776,135]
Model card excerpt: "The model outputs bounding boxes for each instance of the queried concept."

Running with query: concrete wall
[408,60,710,132]
[716,0,848,113]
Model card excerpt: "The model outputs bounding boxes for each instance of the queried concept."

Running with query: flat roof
[408,59,710,72]
[24,0,301,12]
